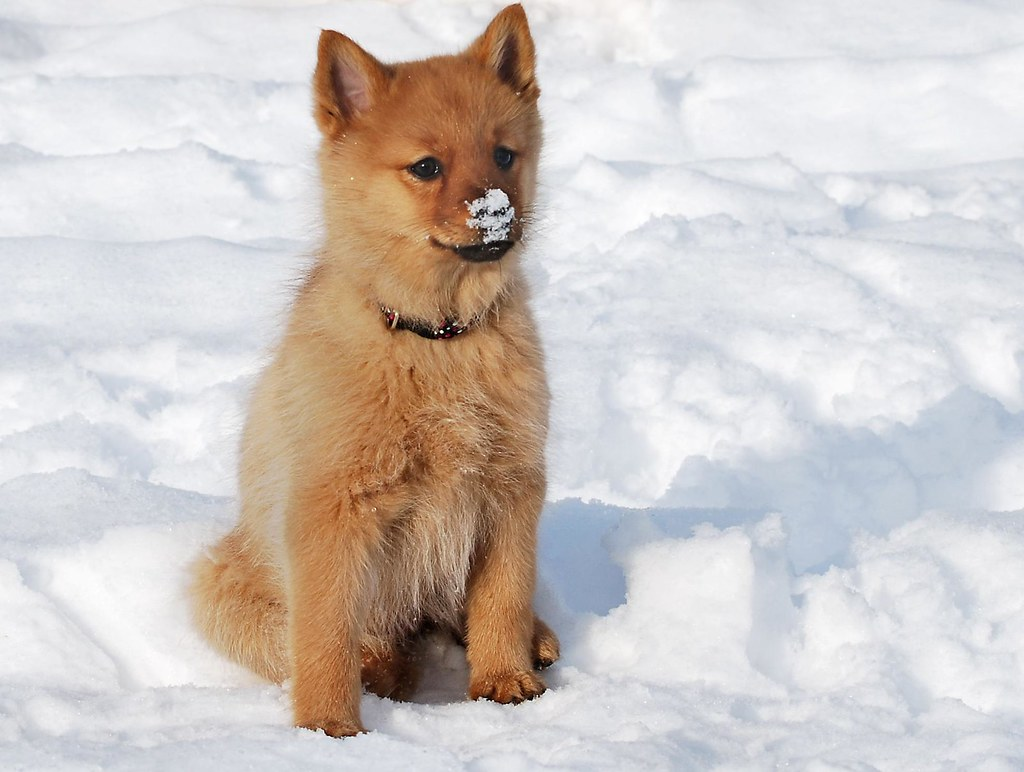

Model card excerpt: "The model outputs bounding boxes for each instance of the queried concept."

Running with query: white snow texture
[466,188,514,243]
[4,0,1024,769]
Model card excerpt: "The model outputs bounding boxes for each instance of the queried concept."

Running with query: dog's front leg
[286,485,379,737]
[465,470,546,703]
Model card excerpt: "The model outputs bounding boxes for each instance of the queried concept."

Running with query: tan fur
[189,4,559,737]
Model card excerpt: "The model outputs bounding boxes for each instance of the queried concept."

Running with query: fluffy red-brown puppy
[190,4,559,737]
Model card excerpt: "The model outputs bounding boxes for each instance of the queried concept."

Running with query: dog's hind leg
[531,615,560,670]
[360,634,421,701]
[189,529,288,683]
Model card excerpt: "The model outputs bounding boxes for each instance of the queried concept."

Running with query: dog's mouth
[432,238,515,262]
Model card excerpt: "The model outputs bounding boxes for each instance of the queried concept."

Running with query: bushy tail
[189,530,289,683]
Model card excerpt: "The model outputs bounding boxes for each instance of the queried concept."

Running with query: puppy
[190,3,559,737]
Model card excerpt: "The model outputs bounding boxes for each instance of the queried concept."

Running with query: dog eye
[409,157,442,180]
[494,146,516,170]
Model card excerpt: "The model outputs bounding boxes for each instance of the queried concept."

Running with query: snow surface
[4,0,1024,768]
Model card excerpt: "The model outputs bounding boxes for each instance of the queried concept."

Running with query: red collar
[381,306,471,340]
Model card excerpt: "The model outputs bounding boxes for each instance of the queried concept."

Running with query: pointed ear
[466,4,539,99]
[313,30,391,137]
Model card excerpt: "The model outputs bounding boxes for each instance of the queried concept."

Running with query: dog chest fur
[243,302,548,642]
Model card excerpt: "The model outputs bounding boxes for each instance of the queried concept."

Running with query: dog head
[312,4,541,323]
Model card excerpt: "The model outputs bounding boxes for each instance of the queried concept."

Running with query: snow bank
[540,154,1024,568]
[6,479,1024,768]
[4,0,1024,768]
[550,504,1024,720]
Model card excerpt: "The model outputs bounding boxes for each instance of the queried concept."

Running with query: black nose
[454,240,514,262]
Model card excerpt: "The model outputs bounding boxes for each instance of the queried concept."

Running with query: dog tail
[189,529,289,683]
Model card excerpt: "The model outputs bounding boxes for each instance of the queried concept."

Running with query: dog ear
[313,30,391,136]
[467,4,539,100]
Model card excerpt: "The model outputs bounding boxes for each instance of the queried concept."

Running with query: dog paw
[532,618,560,670]
[470,670,546,704]
[297,719,365,738]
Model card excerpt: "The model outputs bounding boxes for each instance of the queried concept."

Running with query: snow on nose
[466,188,516,244]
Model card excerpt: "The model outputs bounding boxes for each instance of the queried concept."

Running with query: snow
[3,0,1024,768]
[466,188,514,243]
